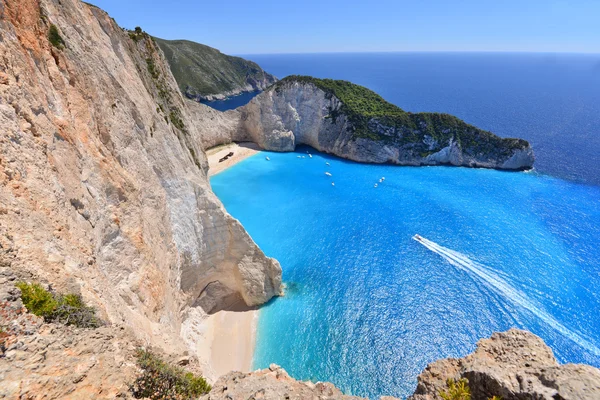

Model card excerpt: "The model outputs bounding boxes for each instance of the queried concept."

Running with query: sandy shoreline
[201,309,258,379]
[207,142,262,176]
[202,142,262,379]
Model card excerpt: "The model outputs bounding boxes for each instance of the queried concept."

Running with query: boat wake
[413,235,600,356]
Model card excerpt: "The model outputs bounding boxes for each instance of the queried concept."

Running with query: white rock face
[0,0,280,361]
[234,81,535,170]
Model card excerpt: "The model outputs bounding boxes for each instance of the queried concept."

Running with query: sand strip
[207,142,262,176]
[202,142,262,377]
[208,309,258,377]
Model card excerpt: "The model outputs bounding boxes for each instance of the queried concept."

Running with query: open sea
[209,53,600,399]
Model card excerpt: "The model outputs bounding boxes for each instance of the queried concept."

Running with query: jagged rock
[409,329,600,400]
[0,267,138,399]
[201,364,370,400]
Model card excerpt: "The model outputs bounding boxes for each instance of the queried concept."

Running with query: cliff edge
[236,76,534,170]
[0,0,281,379]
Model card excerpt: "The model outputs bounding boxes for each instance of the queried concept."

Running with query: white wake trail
[413,235,600,356]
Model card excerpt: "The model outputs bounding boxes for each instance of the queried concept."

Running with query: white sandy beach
[201,142,263,378]
[207,142,262,176]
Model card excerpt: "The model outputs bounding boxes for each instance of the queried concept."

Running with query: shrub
[439,378,502,400]
[146,58,159,80]
[53,293,102,328]
[48,24,65,49]
[169,110,186,132]
[130,349,211,399]
[16,282,101,328]
[16,282,57,318]
[440,378,471,400]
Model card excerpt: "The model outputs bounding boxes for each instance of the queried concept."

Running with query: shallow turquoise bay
[211,147,600,399]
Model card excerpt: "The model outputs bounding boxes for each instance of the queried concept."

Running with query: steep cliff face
[155,38,276,101]
[238,77,535,170]
[0,0,280,370]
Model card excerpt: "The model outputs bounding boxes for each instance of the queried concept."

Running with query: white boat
[325,172,332,177]
[331,182,335,186]
[374,183,378,188]
[379,178,383,183]
[297,156,301,158]
[265,156,270,161]
[309,154,313,158]
[381,177,385,181]
[413,234,423,242]
[326,162,330,166]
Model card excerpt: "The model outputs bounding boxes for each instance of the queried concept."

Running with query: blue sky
[89,0,600,55]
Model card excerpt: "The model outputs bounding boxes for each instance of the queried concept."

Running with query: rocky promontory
[236,76,535,170]
[409,329,600,400]
[155,38,277,101]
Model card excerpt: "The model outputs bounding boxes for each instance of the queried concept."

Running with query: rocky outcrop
[236,77,535,170]
[186,99,249,150]
[201,364,373,400]
[0,0,280,373]
[409,329,600,400]
[155,38,276,101]
[0,265,139,399]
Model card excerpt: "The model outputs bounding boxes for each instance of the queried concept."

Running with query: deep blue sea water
[210,53,600,399]
[200,90,259,111]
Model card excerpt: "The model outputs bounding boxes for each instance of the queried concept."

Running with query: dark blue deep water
[211,53,600,399]
[201,90,259,111]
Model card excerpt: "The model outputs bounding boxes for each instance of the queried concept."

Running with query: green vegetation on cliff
[48,24,65,49]
[275,76,529,157]
[154,38,275,99]
[130,349,211,399]
[16,282,101,328]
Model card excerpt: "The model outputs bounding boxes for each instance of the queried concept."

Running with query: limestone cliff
[236,76,535,170]
[0,0,280,376]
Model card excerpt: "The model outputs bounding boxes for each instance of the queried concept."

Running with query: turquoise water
[211,147,600,399]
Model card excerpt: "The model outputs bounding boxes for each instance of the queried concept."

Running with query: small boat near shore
[325,172,332,177]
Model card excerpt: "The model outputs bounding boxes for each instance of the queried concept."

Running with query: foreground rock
[236,76,534,170]
[0,0,281,373]
[409,329,600,400]
[0,265,138,399]
[201,364,373,400]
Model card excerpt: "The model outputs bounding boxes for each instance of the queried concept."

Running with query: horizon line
[234,49,600,57]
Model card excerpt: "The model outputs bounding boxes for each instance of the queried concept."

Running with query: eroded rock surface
[0,0,281,373]
[409,329,600,400]
[201,364,372,400]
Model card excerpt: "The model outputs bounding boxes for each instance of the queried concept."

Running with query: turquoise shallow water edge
[211,147,600,399]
